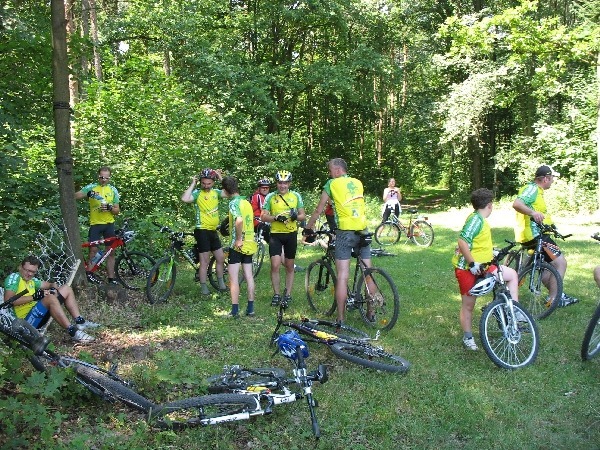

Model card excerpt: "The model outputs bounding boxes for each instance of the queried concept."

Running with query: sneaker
[245,310,255,317]
[559,293,579,307]
[86,272,102,284]
[271,294,281,307]
[107,279,119,285]
[462,337,478,351]
[228,312,240,319]
[282,294,292,307]
[294,265,305,273]
[77,320,101,330]
[72,329,95,343]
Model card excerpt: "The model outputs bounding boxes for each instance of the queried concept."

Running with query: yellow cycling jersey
[3,272,42,318]
[81,183,120,225]
[192,189,222,230]
[263,191,304,233]
[228,196,257,255]
[324,175,367,231]
[452,211,493,269]
[514,182,553,243]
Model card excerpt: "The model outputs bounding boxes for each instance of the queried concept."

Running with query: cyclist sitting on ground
[512,165,578,307]
[249,177,272,244]
[3,255,99,343]
[260,170,306,307]
[381,178,402,223]
[181,168,227,295]
[452,188,520,352]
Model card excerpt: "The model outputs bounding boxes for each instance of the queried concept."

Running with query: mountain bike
[0,289,158,413]
[305,229,400,331]
[146,222,202,303]
[81,217,155,290]
[374,207,434,247]
[581,233,600,361]
[504,224,569,319]
[151,333,327,437]
[476,242,540,369]
[271,301,410,373]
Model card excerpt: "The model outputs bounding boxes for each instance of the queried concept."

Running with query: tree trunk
[51,0,86,286]
[89,0,103,81]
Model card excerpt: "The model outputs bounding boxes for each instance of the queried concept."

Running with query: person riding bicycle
[381,178,402,223]
[512,165,578,307]
[75,166,121,284]
[453,188,520,351]
[249,177,272,244]
[305,158,374,325]
[221,176,257,318]
[3,255,99,343]
[181,168,227,295]
[260,170,306,307]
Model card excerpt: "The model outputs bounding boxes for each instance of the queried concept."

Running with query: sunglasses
[98,176,110,180]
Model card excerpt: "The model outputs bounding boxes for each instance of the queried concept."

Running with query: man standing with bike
[3,255,98,342]
[305,158,373,325]
[181,168,227,295]
[75,166,121,284]
[512,165,578,307]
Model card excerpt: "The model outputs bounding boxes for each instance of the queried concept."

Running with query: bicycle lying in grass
[304,229,400,331]
[504,224,570,319]
[151,331,327,437]
[474,242,540,370]
[270,301,410,373]
[581,233,600,361]
[374,207,434,247]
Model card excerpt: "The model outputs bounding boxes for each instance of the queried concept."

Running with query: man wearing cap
[512,165,578,306]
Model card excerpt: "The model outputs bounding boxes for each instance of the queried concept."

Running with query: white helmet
[468,273,496,297]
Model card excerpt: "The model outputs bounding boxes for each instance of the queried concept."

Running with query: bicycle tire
[151,394,258,430]
[74,364,157,413]
[409,220,434,247]
[208,253,244,290]
[206,367,286,393]
[329,341,410,373]
[115,251,155,290]
[305,260,337,317]
[504,250,523,273]
[479,297,539,369]
[252,241,266,278]
[374,222,401,246]
[302,319,370,341]
[146,256,177,304]
[356,267,399,331]
[518,262,563,319]
[581,302,600,360]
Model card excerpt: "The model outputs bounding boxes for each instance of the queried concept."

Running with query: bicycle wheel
[115,251,155,290]
[329,341,410,373]
[504,250,523,273]
[305,260,337,317]
[208,253,242,290]
[581,303,600,360]
[74,364,156,413]
[206,367,286,393]
[152,394,258,430]
[374,222,400,246]
[146,256,177,304]
[252,242,265,278]
[409,220,434,247]
[479,297,539,369]
[518,262,563,319]
[356,268,399,331]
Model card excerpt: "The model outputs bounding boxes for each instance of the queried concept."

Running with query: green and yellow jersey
[80,183,120,225]
[3,273,43,318]
[452,211,493,270]
[191,188,222,230]
[324,175,367,231]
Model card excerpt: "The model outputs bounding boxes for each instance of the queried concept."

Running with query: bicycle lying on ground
[504,224,570,319]
[374,207,434,247]
[305,229,400,331]
[146,222,200,303]
[151,331,327,437]
[270,300,410,373]
[581,232,600,361]
[474,241,540,369]
[81,217,155,290]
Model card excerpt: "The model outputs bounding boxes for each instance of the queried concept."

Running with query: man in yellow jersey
[261,170,306,306]
[75,166,121,284]
[305,158,372,324]
[221,176,257,318]
[181,168,227,295]
[512,165,577,307]
[453,188,520,351]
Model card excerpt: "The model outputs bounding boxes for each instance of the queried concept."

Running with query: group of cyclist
[453,165,580,351]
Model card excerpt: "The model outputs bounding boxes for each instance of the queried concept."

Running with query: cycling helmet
[276,330,309,360]
[199,168,216,180]
[257,177,271,187]
[275,170,292,182]
[468,273,496,297]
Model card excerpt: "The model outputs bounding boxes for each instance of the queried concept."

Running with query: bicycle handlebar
[592,232,600,242]
[0,289,29,309]
[153,222,194,238]
[539,223,572,240]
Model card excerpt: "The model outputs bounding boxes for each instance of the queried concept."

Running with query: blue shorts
[25,301,50,328]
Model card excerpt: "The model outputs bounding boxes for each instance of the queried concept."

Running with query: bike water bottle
[90,250,104,266]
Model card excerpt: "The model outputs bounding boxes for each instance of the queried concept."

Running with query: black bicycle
[305,229,400,331]
[271,301,410,373]
[581,233,600,361]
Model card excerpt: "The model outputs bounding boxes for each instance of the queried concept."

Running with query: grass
[4,206,600,449]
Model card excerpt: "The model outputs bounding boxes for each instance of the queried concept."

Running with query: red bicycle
[83,218,155,290]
